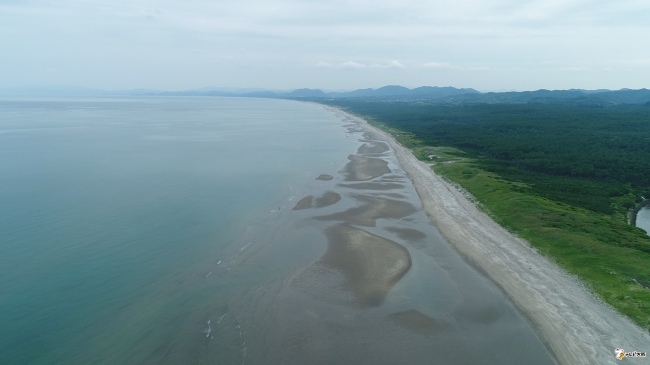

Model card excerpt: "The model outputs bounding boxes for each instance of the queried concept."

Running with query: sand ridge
[327,106,650,365]
[316,174,334,181]
[322,224,412,306]
[292,196,313,210]
[315,194,416,227]
[342,154,391,181]
[314,191,341,208]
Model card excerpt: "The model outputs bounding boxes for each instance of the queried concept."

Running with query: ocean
[0,97,555,364]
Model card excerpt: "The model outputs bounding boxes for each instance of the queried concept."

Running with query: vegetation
[323,100,650,330]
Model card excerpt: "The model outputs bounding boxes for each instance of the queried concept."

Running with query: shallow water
[637,207,650,235]
[0,97,555,364]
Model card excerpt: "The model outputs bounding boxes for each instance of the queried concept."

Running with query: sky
[1,0,650,91]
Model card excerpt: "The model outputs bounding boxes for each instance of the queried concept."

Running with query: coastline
[325,105,650,365]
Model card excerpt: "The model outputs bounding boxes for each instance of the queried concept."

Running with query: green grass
[367,119,650,331]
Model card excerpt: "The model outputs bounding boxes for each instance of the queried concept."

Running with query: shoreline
[630,199,650,226]
[325,105,650,365]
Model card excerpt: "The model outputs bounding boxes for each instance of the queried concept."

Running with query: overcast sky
[1,0,649,91]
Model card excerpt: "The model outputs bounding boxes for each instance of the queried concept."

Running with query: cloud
[316,61,366,69]
[2,0,650,89]
[560,67,590,71]
[316,60,404,69]
[341,61,367,69]
[423,62,454,69]
[377,60,405,69]
[423,62,493,70]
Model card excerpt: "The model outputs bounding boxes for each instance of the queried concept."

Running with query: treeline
[324,101,650,214]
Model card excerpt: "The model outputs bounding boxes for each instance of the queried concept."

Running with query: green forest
[318,99,650,330]
[325,101,650,214]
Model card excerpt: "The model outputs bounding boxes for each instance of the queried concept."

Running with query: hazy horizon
[1,84,647,96]
[2,0,649,91]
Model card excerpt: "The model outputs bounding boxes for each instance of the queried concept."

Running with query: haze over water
[0,97,555,364]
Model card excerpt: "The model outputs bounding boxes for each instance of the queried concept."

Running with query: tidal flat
[0,98,556,365]
[225,112,556,365]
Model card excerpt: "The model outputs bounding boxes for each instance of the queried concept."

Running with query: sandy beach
[325,105,650,365]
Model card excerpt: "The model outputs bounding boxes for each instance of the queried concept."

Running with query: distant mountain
[279,86,650,105]
[332,85,417,97]
[595,89,650,104]
[286,88,328,97]
[3,85,648,105]
[157,90,230,97]
[442,88,650,105]
[410,86,480,98]
[290,85,480,100]
[240,91,280,98]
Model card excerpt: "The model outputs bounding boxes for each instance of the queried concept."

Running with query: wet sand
[327,106,650,365]
[389,309,451,335]
[316,174,334,181]
[292,196,313,210]
[314,191,341,208]
[385,226,427,242]
[338,182,404,190]
[322,224,412,306]
[293,192,341,210]
[342,155,390,181]
[315,194,416,226]
[211,104,560,365]
[215,115,554,365]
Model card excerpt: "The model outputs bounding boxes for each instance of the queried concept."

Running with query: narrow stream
[637,207,650,235]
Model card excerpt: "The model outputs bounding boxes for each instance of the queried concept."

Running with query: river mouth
[215,111,556,365]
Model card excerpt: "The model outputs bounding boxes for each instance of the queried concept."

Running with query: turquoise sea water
[0,97,358,364]
[0,97,555,365]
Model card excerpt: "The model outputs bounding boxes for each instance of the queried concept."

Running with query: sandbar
[322,224,412,306]
[314,191,341,208]
[315,194,416,227]
[292,196,313,210]
[342,155,390,181]
[316,174,334,181]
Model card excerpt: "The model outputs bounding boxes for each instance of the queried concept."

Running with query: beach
[324,105,650,365]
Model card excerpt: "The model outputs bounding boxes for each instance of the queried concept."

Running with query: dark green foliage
[324,101,650,214]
